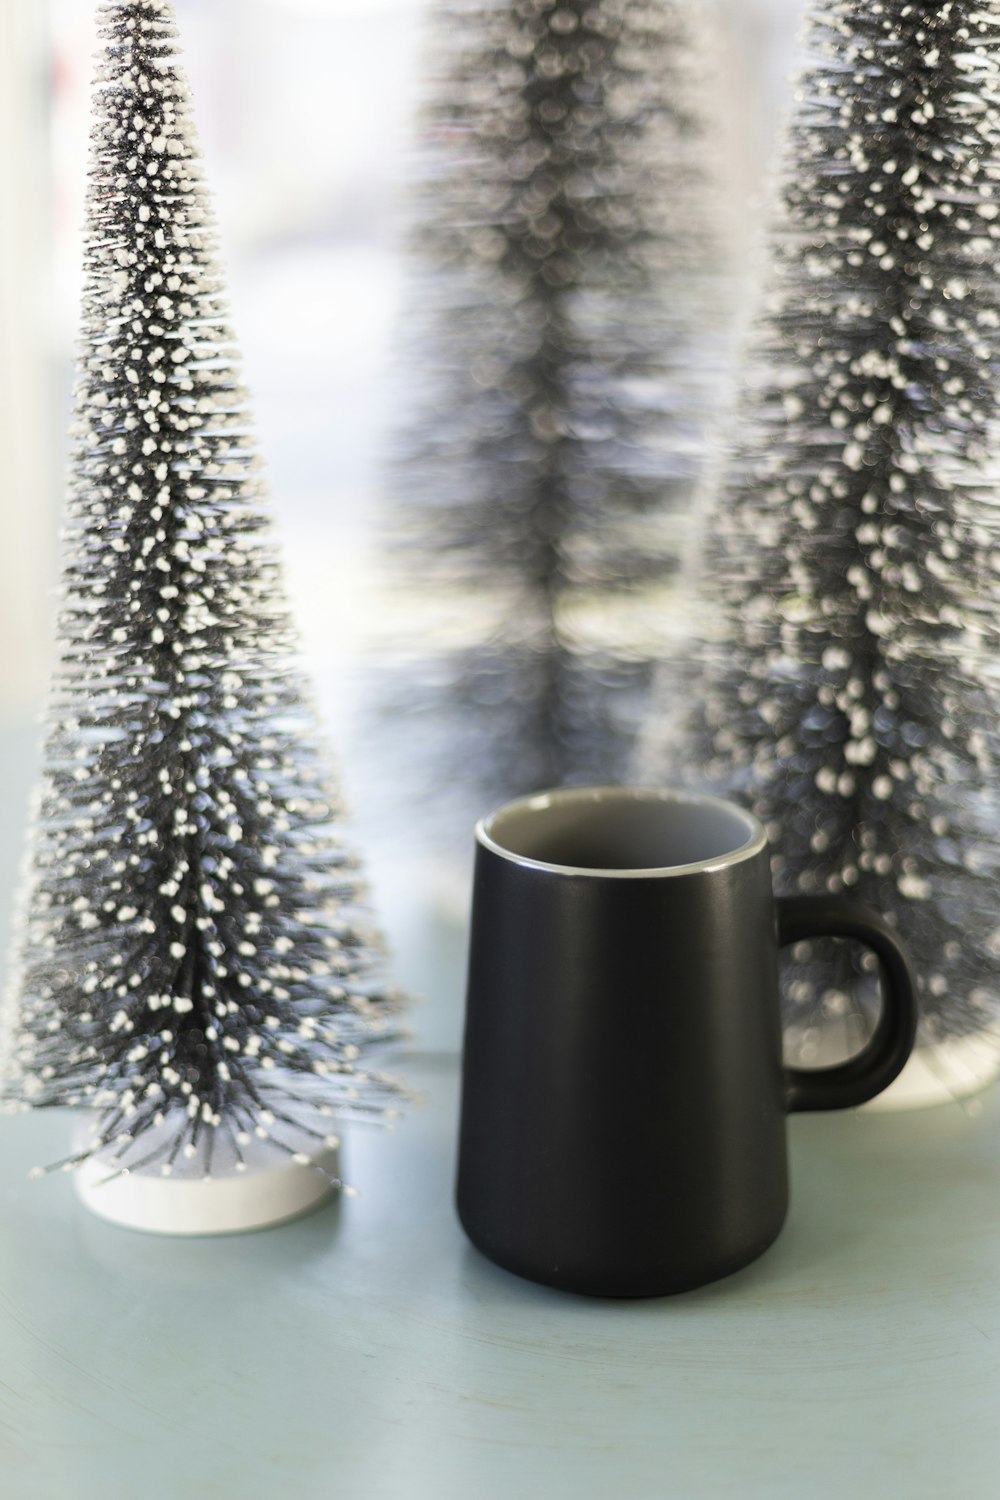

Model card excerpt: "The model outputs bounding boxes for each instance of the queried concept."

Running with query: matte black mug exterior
[456,786,918,1298]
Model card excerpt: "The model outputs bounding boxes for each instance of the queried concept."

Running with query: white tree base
[863,1029,1000,1113]
[73,1115,341,1236]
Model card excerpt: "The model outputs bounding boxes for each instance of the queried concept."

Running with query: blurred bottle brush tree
[381,0,733,817]
[646,0,1000,1052]
[0,0,401,1174]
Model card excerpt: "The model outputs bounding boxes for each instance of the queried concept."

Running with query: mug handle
[777,895,919,1112]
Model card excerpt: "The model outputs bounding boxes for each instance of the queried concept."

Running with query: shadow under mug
[456,786,918,1298]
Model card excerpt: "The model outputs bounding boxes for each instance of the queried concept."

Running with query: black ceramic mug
[456,786,918,1298]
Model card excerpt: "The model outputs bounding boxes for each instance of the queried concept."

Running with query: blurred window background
[0,0,804,1037]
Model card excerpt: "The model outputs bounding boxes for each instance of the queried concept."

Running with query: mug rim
[475,785,767,879]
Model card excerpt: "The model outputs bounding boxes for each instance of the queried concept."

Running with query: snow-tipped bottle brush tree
[1,0,402,1186]
[645,0,1000,1078]
[378,0,733,832]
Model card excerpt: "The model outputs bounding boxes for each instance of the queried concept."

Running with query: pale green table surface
[0,1060,998,1500]
[1,729,999,1499]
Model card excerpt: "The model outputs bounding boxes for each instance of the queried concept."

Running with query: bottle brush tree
[380,0,733,826]
[646,0,1000,1058]
[1,0,401,1176]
